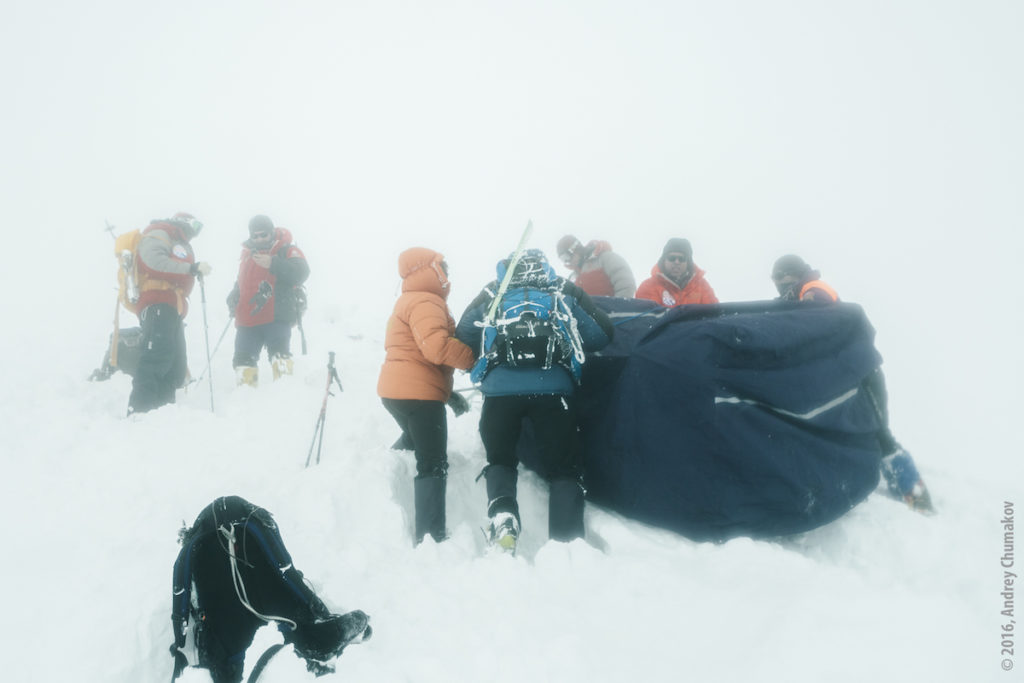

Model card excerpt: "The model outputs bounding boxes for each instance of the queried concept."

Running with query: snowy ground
[3,282,1020,682]
[3,2,1023,682]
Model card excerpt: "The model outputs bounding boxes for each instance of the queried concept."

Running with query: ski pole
[305,351,343,468]
[190,317,233,387]
[197,274,215,412]
[297,315,308,355]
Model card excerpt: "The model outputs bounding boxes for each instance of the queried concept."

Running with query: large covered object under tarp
[518,298,885,542]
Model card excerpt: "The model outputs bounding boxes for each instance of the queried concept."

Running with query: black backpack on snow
[170,496,370,681]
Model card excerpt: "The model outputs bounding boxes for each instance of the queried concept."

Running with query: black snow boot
[549,477,585,542]
[414,475,447,544]
[484,464,520,521]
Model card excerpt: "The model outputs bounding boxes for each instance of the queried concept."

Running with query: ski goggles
[174,216,204,236]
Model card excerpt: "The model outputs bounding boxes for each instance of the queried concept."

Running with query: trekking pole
[105,220,122,368]
[190,317,233,387]
[297,315,308,355]
[197,274,215,412]
[306,351,343,468]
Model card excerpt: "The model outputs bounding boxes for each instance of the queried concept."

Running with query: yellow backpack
[109,228,177,367]
[114,229,144,316]
[114,229,178,316]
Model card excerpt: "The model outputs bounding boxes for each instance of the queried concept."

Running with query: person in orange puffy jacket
[635,238,718,307]
[377,247,476,545]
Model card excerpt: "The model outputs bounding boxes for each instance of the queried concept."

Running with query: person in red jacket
[770,254,933,513]
[635,238,718,307]
[556,235,636,298]
[128,212,211,414]
[377,247,476,545]
[227,215,310,386]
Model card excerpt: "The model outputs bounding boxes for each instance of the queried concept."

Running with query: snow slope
[2,2,1022,682]
[3,273,1018,682]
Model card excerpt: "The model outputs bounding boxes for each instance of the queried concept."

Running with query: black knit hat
[771,254,812,281]
[248,215,274,236]
[661,238,692,261]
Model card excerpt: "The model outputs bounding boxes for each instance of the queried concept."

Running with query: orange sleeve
[634,278,661,304]
[408,299,476,370]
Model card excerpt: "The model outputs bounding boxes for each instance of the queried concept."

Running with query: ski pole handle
[327,351,343,391]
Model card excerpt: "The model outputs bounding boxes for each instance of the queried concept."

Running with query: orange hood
[398,247,450,298]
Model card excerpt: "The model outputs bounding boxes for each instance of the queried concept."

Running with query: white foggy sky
[2,1,1022,460]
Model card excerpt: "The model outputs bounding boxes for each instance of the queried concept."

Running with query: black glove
[189,261,212,277]
[447,391,470,417]
[250,281,273,314]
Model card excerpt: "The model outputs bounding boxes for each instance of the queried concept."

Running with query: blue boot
[881,449,934,513]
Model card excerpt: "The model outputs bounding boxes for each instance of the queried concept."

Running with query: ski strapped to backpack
[484,220,534,322]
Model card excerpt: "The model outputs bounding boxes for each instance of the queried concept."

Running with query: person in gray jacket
[556,234,636,298]
[127,212,211,414]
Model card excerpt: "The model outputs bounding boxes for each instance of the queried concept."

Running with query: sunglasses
[251,231,271,239]
[665,254,688,264]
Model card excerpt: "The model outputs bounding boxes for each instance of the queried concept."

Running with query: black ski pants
[232,320,293,367]
[381,398,448,477]
[479,393,582,480]
[129,303,187,414]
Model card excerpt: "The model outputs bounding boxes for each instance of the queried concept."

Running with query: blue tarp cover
[518,298,884,541]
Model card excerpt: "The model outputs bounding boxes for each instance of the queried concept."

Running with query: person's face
[663,252,690,281]
[250,229,273,248]
[773,272,800,298]
[560,249,582,270]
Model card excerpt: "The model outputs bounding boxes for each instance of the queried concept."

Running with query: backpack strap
[218,521,299,629]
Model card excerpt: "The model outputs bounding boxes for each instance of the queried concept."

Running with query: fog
[1,6,1022,679]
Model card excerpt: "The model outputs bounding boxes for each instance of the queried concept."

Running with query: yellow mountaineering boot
[236,366,258,387]
[271,354,294,380]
